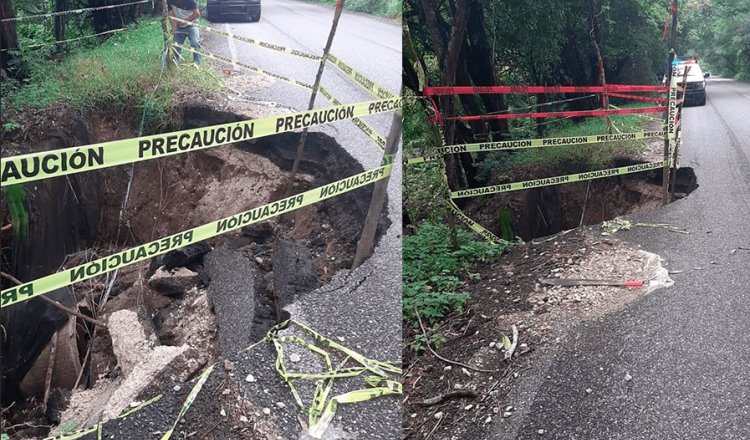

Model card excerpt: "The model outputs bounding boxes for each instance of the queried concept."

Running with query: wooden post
[161,0,174,69]
[352,112,402,269]
[662,0,679,204]
[285,0,345,195]
[669,64,690,201]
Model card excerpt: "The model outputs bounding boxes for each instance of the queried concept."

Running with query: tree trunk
[54,0,67,43]
[465,0,509,138]
[0,0,20,78]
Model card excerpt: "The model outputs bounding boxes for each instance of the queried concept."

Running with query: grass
[403,222,507,351]
[477,103,661,182]
[299,0,401,18]
[2,19,220,130]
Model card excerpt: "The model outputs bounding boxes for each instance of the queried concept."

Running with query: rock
[262,407,271,415]
[224,360,235,371]
[625,373,633,382]
[148,266,200,296]
[103,345,189,418]
[163,243,212,269]
[242,222,274,243]
[289,353,301,363]
[245,374,256,383]
[20,315,81,399]
[276,402,286,408]
[434,412,443,419]
[108,307,160,377]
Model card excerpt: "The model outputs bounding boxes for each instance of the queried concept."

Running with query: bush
[300,0,401,18]
[403,222,507,330]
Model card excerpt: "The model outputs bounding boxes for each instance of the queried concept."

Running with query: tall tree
[0,0,20,78]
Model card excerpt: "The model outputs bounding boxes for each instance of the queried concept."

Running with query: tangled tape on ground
[0,164,393,308]
[1,97,400,186]
[246,320,402,439]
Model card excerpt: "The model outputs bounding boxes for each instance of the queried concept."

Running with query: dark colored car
[206,0,261,22]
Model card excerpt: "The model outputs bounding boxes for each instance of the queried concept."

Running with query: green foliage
[1,433,9,440]
[409,326,446,353]
[3,20,220,130]
[476,109,649,182]
[60,420,79,435]
[300,0,401,18]
[2,120,22,134]
[403,93,448,225]
[403,222,506,330]
[680,0,750,81]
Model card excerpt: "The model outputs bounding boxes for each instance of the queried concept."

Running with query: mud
[0,102,390,439]
[462,159,698,241]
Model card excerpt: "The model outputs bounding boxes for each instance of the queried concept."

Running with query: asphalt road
[201,3,403,439]
[498,78,750,439]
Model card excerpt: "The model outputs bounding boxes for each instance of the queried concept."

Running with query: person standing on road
[168,0,202,64]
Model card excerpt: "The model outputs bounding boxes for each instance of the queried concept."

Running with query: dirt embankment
[403,230,672,439]
[1,99,389,439]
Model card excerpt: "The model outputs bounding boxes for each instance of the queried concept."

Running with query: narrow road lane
[500,78,750,439]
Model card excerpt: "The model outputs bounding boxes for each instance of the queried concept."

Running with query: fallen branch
[504,325,518,361]
[1,272,107,328]
[415,308,497,374]
[42,331,58,413]
[417,390,478,406]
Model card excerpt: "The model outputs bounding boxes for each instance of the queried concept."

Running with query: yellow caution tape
[175,44,314,89]
[42,394,163,440]
[318,86,387,152]
[1,97,400,186]
[173,17,320,61]
[446,199,502,243]
[160,364,216,440]
[247,320,401,439]
[406,130,667,164]
[451,160,667,199]
[0,164,392,308]
[325,53,397,100]
[0,0,149,22]
[175,47,390,153]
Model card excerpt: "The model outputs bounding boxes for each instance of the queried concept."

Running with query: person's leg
[173,29,188,62]
[186,26,202,64]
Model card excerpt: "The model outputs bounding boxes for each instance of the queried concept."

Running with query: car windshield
[674,64,704,79]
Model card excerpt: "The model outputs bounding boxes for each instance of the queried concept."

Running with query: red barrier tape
[444,106,667,122]
[607,92,666,104]
[424,85,668,96]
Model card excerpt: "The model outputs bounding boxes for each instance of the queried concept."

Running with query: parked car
[206,0,261,22]
[674,57,708,106]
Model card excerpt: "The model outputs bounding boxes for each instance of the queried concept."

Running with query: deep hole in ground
[460,157,698,241]
[0,104,390,438]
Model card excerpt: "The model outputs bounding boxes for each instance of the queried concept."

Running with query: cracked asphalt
[200,3,402,438]
[82,3,401,439]
[497,78,750,439]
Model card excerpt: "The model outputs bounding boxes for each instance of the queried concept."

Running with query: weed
[2,19,220,131]
[299,0,401,18]
[1,120,22,134]
[403,222,506,335]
